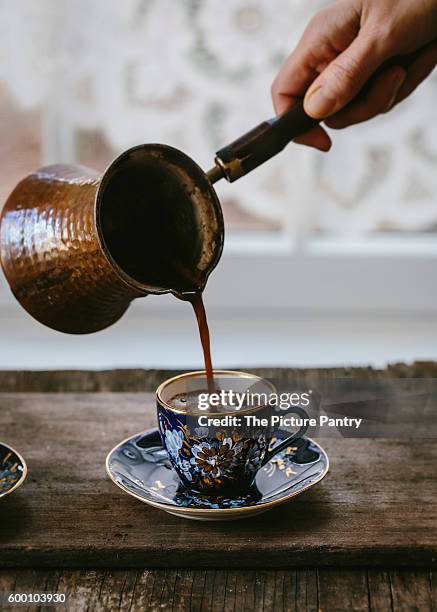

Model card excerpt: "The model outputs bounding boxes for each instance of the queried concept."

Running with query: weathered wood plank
[431,569,437,610]
[1,362,437,392]
[389,569,433,611]
[317,569,370,611]
[57,570,102,612]
[367,569,393,611]
[125,569,155,612]
[0,393,436,568]
[0,569,434,612]
[293,569,319,612]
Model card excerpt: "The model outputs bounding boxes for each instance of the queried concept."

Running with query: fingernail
[385,70,406,112]
[304,84,336,118]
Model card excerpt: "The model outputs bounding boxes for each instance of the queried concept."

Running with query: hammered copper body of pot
[0,146,224,334]
[0,99,328,335]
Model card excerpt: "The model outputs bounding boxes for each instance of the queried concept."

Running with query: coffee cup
[156,370,309,497]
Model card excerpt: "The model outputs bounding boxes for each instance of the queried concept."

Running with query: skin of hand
[271,0,437,151]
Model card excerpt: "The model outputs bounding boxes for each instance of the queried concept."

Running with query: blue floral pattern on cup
[0,443,26,498]
[173,485,262,509]
[158,405,269,495]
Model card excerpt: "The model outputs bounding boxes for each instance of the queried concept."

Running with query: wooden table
[0,367,436,611]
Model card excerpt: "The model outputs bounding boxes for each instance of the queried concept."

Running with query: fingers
[271,3,360,115]
[303,32,389,119]
[293,125,332,152]
[325,40,437,128]
[271,2,359,151]
[325,66,407,129]
[271,44,320,115]
[395,40,437,104]
[272,53,329,150]
[271,0,436,150]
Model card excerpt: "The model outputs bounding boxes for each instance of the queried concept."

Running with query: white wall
[2,272,437,370]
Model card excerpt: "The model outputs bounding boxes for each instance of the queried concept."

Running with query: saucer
[0,442,27,499]
[106,429,329,521]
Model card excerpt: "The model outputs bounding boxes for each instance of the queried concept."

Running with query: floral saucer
[106,429,329,521]
[0,442,27,499]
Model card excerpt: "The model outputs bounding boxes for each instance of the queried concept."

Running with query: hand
[271,0,437,151]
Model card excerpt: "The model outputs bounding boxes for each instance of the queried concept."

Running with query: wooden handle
[213,101,318,182]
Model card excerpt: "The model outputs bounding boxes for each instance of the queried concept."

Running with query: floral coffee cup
[156,370,309,497]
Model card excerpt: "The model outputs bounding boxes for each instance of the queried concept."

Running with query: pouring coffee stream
[180,100,318,385]
[169,100,318,387]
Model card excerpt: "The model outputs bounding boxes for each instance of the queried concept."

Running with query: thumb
[304,33,387,119]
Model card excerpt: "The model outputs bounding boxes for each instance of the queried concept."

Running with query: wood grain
[0,393,436,568]
[0,568,435,611]
[1,361,436,392]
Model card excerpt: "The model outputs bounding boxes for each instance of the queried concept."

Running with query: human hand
[271,0,437,151]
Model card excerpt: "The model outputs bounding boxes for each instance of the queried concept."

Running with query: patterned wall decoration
[0,0,435,235]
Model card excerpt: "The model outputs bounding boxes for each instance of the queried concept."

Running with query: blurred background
[0,0,436,369]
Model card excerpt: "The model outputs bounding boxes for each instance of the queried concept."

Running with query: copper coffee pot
[0,102,317,333]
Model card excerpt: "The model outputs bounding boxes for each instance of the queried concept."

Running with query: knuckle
[304,9,327,38]
[329,55,362,88]
[375,22,397,45]
[364,22,397,58]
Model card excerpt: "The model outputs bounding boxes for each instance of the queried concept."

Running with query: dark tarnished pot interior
[96,144,224,296]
